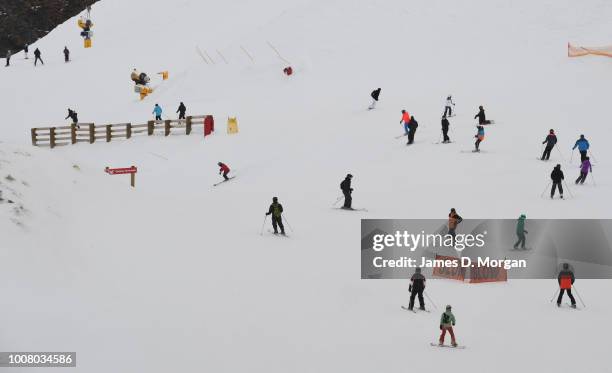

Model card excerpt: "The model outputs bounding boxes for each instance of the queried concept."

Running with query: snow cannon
[283,66,293,76]
[157,71,169,80]
[78,17,94,48]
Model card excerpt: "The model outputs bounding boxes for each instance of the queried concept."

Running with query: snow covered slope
[1,0,611,372]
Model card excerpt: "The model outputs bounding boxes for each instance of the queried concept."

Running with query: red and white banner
[105,166,137,175]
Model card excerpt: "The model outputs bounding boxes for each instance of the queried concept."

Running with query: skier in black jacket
[340,174,353,209]
[63,46,70,62]
[407,116,419,145]
[550,164,564,199]
[474,105,490,125]
[368,88,381,110]
[441,116,450,143]
[408,267,426,311]
[176,102,187,119]
[557,263,576,308]
[65,108,78,124]
[265,197,285,235]
[541,129,557,160]
[34,48,43,66]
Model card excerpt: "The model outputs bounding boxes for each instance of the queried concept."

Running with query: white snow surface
[1,0,611,372]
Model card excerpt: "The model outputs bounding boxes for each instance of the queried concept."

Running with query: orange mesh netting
[568,43,612,57]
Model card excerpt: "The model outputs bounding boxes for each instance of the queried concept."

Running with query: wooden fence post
[71,123,77,144]
[147,120,154,135]
[186,116,192,135]
[106,125,112,142]
[31,128,37,146]
[164,120,171,136]
[89,123,95,143]
[126,123,132,139]
[50,127,56,148]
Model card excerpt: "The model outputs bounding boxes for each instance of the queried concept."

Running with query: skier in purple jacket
[575,157,592,184]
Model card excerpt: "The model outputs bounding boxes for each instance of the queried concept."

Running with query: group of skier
[4,46,67,67]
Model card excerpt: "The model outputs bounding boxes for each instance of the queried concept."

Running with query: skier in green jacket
[513,214,528,250]
[265,197,285,235]
[439,305,457,347]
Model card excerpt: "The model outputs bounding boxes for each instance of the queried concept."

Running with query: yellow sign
[227,117,238,134]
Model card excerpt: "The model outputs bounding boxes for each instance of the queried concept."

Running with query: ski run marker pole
[260,215,268,236]
[572,285,586,308]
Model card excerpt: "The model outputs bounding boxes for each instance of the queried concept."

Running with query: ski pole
[260,215,268,236]
[563,180,574,199]
[590,173,597,186]
[570,150,574,164]
[424,290,438,310]
[588,150,597,163]
[538,144,545,159]
[540,181,551,198]
[549,288,559,303]
[572,285,586,308]
[282,214,295,233]
[332,195,344,207]
[555,146,565,162]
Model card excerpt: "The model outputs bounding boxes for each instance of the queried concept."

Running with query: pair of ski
[213,176,235,186]
[334,207,368,212]
[401,305,430,313]
[267,230,289,238]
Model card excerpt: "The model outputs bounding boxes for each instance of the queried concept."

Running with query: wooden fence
[31,115,213,148]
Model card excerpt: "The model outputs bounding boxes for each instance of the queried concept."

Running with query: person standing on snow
[443,95,455,117]
[541,129,557,161]
[5,49,11,67]
[408,267,426,311]
[474,105,490,125]
[63,46,70,62]
[34,48,44,66]
[407,116,419,145]
[152,104,163,121]
[439,305,458,347]
[447,208,463,245]
[265,197,285,235]
[218,162,230,181]
[441,116,451,143]
[176,102,187,119]
[513,214,528,250]
[24,44,28,59]
[340,174,353,209]
[575,157,592,185]
[400,110,411,136]
[65,108,78,125]
[368,88,381,110]
[557,263,576,308]
[474,125,485,152]
[572,134,590,162]
[550,164,564,199]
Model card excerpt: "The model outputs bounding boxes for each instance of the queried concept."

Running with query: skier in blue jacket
[152,104,163,121]
[572,135,590,162]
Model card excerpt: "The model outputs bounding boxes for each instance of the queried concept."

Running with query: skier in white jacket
[443,95,455,117]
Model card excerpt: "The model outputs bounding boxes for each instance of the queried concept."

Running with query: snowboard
[430,343,466,349]
[213,176,235,186]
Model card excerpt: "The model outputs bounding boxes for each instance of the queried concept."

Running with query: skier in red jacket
[218,162,230,180]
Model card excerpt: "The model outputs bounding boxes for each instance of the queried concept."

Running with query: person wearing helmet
[340,174,354,209]
[408,267,426,311]
[541,129,557,161]
[474,125,485,152]
[265,197,285,235]
[407,116,419,145]
[439,305,457,347]
[443,95,455,117]
[557,263,576,308]
[218,162,230,181]
[513,214,528,250]
[400,110,411,136]
[474,105,491,125]
[441,115,451,143]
